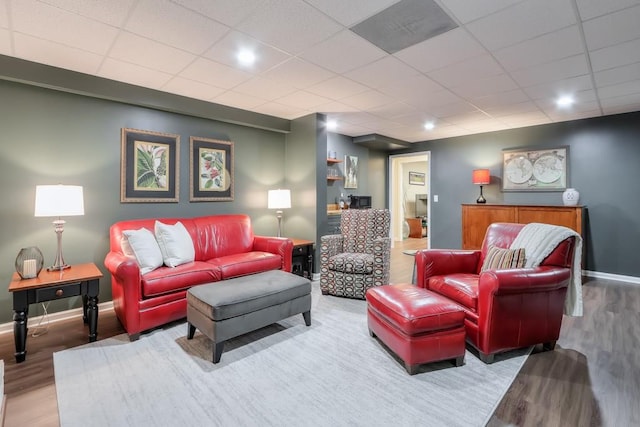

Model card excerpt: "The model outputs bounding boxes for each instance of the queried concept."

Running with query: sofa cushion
[155,221,196,267]
[206,252,282,279]
[481,246,525,272]
[122,228,163,275]
[141,261,222,298]
[428,273,479,311]
[327,253,374,274]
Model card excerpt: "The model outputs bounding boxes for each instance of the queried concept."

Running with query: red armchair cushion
[427,274,479,311]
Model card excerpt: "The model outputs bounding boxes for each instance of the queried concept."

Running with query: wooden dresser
[462,204,585,250]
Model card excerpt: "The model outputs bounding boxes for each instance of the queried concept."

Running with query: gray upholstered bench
[186,270,312,363]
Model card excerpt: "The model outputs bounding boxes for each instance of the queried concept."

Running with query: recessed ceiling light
[424,121,435,130]
[237,49,256,66]
[327,120,337,131]
[556,96,574,107]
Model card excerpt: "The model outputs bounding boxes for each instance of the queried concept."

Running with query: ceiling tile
[306,76,369,100]
[109,32,196,75]
[179,57,252,89]
[589,38,640,71]
[427,54,504,88]
[426,101,480,118]
[500,111,552,126]
[275,90,334,110]
[304,0,401,27]
[404,90,466,110]
[315,101,360,114]
[236,0,343,55]
[594,62,640,87]
[338,111,382,125]
[161,77,226,101]
[600,93,640,113]
[597,80,640,99]
[470,89,531,109]
[394,28,485,73]
[0,2,9,27]
[213,90,268,110]
[368,101,418,119]
[125,0,229,54]
[299,30,386,74]
[449,74,519,99]
[232,76,297,100]
[511,54,589,87]
[494,26,583,72]
[575,0,640,20]
[377,74,442,100]
[38,0,136,26]
[522,75,594,100]
[202,31,291,74]
[98,58,173,89]
[261,58,333,89]
[344,56,420,90]
[13,32,102,75]
[438,0,523,24]
[0,28,12,55]
[340,89,395,110]
[466,0,577,51]
[169,0,267,27]
[582,5,640,51]
[254,101,308,119]
[11,0,119,55]
[482,101,540,117]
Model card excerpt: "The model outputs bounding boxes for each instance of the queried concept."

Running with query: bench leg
[213,341,224,364]
[187,323,196,340]
[302,311,311,326]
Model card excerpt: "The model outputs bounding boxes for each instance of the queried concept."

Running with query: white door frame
[388,151,431,248]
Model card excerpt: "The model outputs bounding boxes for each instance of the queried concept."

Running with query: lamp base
[476,186,487,204]
[47,264,71,272]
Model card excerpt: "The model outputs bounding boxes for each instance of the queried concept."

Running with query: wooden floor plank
[0,237,637,426]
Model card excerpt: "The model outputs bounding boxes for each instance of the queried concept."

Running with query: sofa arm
[104,251,143,334]
[253,236,293,272]
[415,249,481,288]
[320,234,344,261]
[478,266,571,297]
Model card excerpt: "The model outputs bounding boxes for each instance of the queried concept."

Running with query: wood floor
[0,238,638,426]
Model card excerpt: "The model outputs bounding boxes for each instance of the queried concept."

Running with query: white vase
[562,188,579,206]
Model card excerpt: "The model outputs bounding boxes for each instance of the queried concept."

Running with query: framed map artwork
[502,147,568,191]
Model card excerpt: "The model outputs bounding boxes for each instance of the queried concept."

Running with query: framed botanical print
[120,128,179,203]
[189,136,234,201]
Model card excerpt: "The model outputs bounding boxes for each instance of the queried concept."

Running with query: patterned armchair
[320,209,391,299]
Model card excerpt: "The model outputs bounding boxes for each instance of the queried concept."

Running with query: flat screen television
[415,194,428,217]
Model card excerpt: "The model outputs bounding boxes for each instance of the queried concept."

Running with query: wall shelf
[327,158,342,164]
[327,176,343,181]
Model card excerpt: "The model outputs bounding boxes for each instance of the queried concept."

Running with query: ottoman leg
[368,328,376,338]
[213,341,224,364]
[187,323,196,340]
[405,362,419,375]
[302,311,311,326]
[454,355,464,367]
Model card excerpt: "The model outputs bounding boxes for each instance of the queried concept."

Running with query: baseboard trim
[583,270,640,285]
[0,301,115,335]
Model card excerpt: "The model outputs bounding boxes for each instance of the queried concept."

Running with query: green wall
[0,79,291,323]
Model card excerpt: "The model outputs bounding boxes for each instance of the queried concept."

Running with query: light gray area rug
[54,282,529,427]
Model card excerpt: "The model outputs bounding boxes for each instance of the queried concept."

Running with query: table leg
[13,309,28,363]
[87,295,99,342]
[82,294,88,324]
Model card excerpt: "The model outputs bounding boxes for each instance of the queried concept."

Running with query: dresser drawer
[35,282,82,301]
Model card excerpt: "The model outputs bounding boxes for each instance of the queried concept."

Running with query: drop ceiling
[1,0,639,143]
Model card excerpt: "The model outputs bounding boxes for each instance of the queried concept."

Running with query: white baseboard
[583,270,640,285]
[0,301,115,335]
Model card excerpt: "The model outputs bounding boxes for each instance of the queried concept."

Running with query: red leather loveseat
[104,214,292,340]
[415,222,577,363]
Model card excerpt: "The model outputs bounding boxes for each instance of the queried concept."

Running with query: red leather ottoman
[366,283,466,375]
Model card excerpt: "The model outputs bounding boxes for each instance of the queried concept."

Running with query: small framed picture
[409,171,425,185]
[120,128,179,203]
[189,136,234,202]
[344,155,358,189]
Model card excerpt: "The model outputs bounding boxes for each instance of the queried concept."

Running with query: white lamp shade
[34,185,85,217]
[268,189,291,210]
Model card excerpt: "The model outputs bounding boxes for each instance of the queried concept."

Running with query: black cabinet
[291,239,314,279]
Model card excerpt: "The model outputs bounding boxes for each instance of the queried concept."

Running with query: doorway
[388,152,431,248]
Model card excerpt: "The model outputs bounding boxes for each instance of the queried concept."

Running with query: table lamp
[34,184,85,270]
[267,189,291,237]
[472,169,490,204]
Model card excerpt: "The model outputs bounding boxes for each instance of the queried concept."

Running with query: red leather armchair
[415,223,576,363]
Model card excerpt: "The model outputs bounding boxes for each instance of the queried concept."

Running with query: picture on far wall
[190,136,234,202]
[409,171,425,185]
[344,155,358,189]
[502,146,568,191]
[121,128,179,203]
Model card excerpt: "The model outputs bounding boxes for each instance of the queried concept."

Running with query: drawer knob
[55,289,63,297]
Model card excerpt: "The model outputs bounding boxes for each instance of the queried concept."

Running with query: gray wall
[326,133,374,206]
[0,79,290,322]
[396,111,640,277]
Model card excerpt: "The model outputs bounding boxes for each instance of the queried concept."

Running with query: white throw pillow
[154,221,195,267]
[122,228,164,274]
